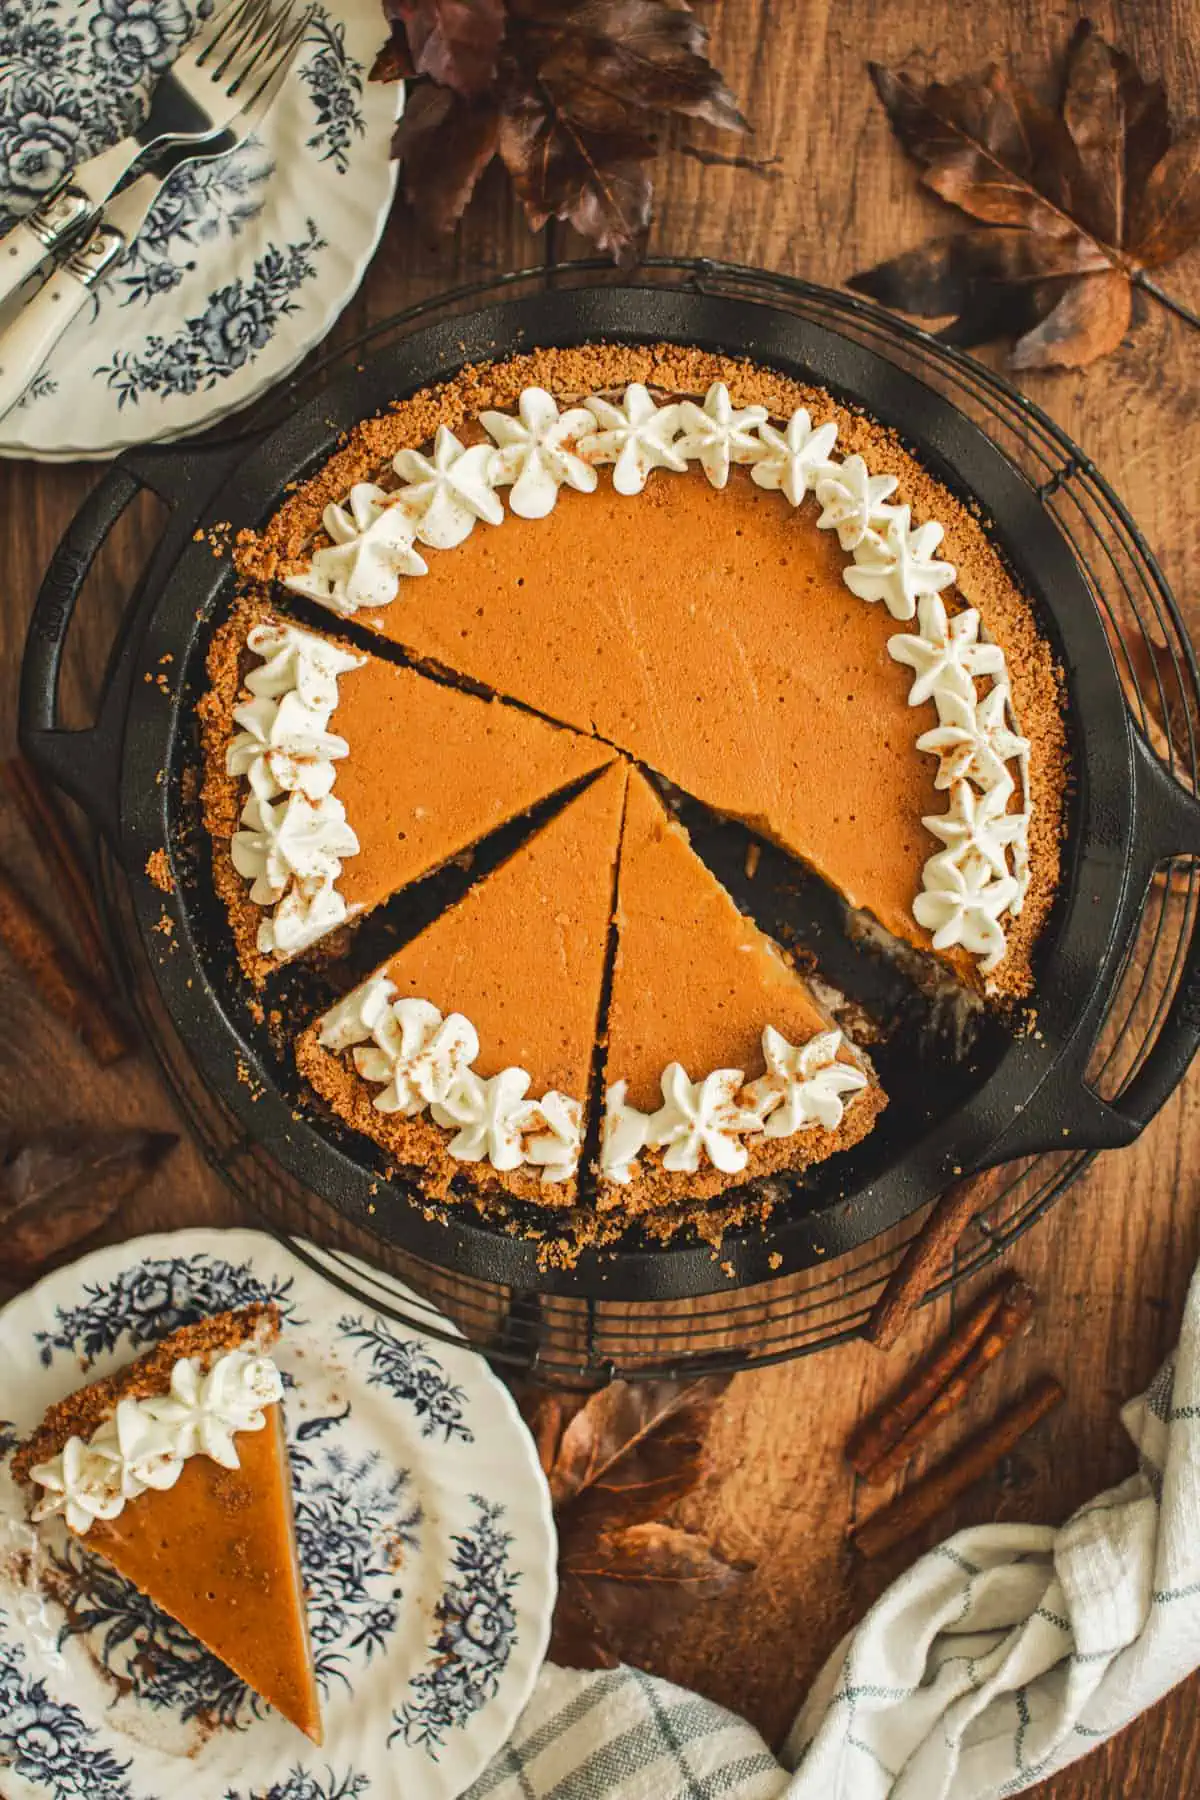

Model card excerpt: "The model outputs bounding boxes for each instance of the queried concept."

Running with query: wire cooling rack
[95,258,1200,1384]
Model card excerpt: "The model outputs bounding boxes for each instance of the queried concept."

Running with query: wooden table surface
[3,1,1200,1793]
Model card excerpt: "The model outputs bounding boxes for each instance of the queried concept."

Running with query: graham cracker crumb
[145,848,174,894]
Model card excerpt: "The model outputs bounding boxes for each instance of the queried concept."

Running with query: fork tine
[229,6,313,124]
[178,0,267,72]
[200,0,279,80]
[229,1,309,95]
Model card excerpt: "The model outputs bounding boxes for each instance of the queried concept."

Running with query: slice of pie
[12,1304,321,1742]
[298,759,630,1207]
[597,771,885,1211]
[201,600,614,981]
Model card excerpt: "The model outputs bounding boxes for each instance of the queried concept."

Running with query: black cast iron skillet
[20,286,1200,1301]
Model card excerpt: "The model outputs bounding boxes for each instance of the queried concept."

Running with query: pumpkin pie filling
[340,471,950,962]
[215,343,1067,1225]
[298,761,629,1207]
[201,601,612,981]
[598,771,885,1210]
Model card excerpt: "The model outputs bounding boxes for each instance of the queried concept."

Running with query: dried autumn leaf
[522,1375,750,1670]
[373,0,745,258]
[392,84,501,232]
[389,0,505,97]
[0,1128,175,1278]
[850,21,1200,369]
[498,104,656,259]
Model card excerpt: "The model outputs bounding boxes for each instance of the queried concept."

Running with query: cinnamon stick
[864,1176,985,1351]
[0,863,130,1065]
[852,1374,1065,1560]
[2,757,113,991]
[849,1277,1036,1484]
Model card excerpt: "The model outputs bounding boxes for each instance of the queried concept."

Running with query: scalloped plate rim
[0,2,401,462]
[0,1225,556,1800]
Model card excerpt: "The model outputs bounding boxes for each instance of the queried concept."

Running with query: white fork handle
[0,219,62,311]
[0,140,139,315]
[0,222,127,422]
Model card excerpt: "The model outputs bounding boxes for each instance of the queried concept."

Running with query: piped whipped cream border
[28,1346,284,1535]
[318,977,583,1182]
[279,381,1033,978]
[226,620,365,958]
[317,977,869,1185]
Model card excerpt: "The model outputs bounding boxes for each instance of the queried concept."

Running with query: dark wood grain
[3,3,1200,1792]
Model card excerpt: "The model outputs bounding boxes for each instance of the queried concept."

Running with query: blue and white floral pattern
[392,1497,520,1758]
[49,1441,417,1723]
[0,1,395,457]
[35,1251,300,1365]
[0,1613,135,1800]
[299,13,365,174]
[0,1229,553,1800]
[225,1769,369,1800]
[340,1314,474,1445]
[102,218,325,404]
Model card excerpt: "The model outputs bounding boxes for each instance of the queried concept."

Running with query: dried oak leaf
[0,1128,175,1278]
[522,1375,749,1670]
[850,21,1200,369]
[375,0,746,260]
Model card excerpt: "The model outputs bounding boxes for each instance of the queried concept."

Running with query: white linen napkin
[469,1254,1200,1800]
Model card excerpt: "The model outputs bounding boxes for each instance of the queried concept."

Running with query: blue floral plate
[0,1229,556,1799]
[0,2,400,460]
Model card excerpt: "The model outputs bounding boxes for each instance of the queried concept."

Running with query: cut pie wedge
[298,760,630,1207]
[201,602,614,980]
[598,771,886,1211]
[13,1305,321,1744]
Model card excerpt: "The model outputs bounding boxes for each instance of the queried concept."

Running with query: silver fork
[0,9,310,422]
[0,0,306,313]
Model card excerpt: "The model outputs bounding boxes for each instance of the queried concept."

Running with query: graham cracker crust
[296,1026,582,1208]
[12,1304,280,1485]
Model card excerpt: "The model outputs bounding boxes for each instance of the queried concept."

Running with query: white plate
[0,1,400,461]
[0,1228,556,1799]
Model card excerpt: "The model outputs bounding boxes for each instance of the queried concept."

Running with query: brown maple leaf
[375,0,746,261]
[849,21,1200,369]
[521,1375,749,1670]
[375,0,505,96]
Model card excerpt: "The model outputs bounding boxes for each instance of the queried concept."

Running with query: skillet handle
[19,442,232,844]
[1099,730,1200,1135]
[986,728,1200,1163]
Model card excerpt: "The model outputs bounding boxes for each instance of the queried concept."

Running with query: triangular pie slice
[201,600,614,982]
[13,1305,321,1743]
[298,760,630,1208]
[597,770,886,1212]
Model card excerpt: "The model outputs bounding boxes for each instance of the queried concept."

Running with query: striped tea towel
[469,1252,1200,1800]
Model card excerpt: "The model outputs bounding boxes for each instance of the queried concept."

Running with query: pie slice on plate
[13,1303,321,1742]
[201,602,614,980]
[597,770,885,1210]
[298,760,630,1207]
